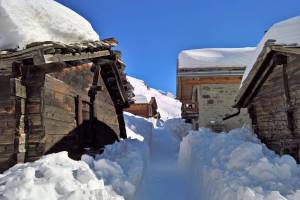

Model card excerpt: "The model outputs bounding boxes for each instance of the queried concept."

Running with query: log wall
[0,78,26,171]
[177,76,242,101]
[0,63,123,171]
[125,104,152,118]
[50,65,120,135]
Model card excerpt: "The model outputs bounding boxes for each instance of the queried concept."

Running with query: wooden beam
[271,46,300,55]
[234,47,273,107]
[181,77,242,85]
[76,95,83,126]
[111,63,127,104]
[281,55,295,134]
[43,50,110,64]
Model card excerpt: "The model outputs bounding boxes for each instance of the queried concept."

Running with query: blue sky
[57,0,300,94]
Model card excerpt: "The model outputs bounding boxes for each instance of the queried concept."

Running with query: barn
[0,39,134,172]
[125,96,158,118]
[177,47,255,131]
[234,16,300,161]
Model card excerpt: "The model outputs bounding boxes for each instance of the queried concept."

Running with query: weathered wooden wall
[50,65,120,134]
[125,104,151,118]
[45,64,120,156]
[0,78,26,171]
[177,76,242,102]
[0,63,124,171]
[43,75,77,155]
[249,54,300,160]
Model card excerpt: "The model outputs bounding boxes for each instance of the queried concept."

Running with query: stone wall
[249,54,300,161]
[195,83,250,131]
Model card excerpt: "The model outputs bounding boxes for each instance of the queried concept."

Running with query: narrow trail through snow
[133,127,200,200]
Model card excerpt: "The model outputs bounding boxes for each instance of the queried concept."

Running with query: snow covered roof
[133,95,149,104]
[178,47,256,69]
[0,0,99,50]
[242,16,300,84]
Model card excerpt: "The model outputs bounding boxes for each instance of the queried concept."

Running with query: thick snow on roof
[134,95,149,104]
[242,16,300,84]
[178,47,256,69]
[127,76,181,120]
[0,0,99,50]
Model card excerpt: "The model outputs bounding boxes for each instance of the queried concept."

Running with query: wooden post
[23,65,47,162]
[280,55,295,135]
[76,95,83,126]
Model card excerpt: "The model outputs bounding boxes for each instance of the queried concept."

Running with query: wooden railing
[181,101,198,117]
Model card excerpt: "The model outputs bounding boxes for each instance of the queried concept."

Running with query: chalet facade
[177,48,255,131]
[234,16,300,161]
[125,96,158,118]
[0,40,133,172]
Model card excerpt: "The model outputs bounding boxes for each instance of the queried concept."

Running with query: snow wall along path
[132,119,198,200]
[0,113,153,200]
[179,128,300,200]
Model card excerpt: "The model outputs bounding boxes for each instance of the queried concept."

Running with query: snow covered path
[133,127,200,200]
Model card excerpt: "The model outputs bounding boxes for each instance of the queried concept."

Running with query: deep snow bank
[124,112,154,143]
[0,0,99,49]
[127,76,181,121]
[0,152,123,200]
[0,112,153,200]
[82,112,152,199]
[82,140,149,199]
[163,118,192,140]
[179,128,300,200]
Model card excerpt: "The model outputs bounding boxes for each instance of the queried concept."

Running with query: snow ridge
[179,128,300,200]
[0,112,153,200]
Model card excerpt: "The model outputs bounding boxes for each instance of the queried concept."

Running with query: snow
[2,74,300,200]
[131,115,196,200]
[0,152,123,200]
[82,137,149,199]
[0,0,99,50]
[0,111,152,200]
[132,95,148,104]
[178,128,300,200]
[242,16,300,84]
[178,47,256,69]
[127,76,181,121]
[124,112,154,142]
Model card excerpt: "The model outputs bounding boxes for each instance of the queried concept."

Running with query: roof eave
[234,45,300,108]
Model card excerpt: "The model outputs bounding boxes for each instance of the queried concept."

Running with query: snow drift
[0,152,123,200]
[0,0,99,49]
[127,76,181,121]
[179,128,300,200]
[0,112,153,200]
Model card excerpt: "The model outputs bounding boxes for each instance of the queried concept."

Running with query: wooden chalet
[125,96,158,118]
[0,39,133,172]
[234,16,300,161]
[177,48,255,131]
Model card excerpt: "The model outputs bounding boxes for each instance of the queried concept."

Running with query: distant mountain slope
[127,76,181,120]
